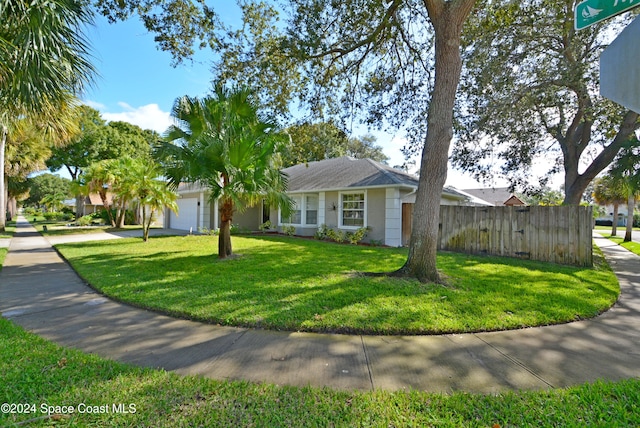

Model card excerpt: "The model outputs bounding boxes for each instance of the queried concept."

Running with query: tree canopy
[282,122,388,167]
[25,174,71,208]
[452,0,640,204]
[47,106,155,181]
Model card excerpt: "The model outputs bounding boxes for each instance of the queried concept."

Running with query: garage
[170,197,198,231]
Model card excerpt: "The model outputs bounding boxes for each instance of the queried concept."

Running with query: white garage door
[170,198,198,231]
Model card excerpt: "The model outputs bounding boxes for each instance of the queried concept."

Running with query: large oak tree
[451,0,640,204]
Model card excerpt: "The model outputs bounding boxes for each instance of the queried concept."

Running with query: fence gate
[437,205,593,267]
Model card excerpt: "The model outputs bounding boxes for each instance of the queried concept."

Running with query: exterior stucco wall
[366,188,386,244]
[232,205,261,231]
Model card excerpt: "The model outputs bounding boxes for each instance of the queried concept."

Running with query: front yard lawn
[56,235,619,335]
[2,317,639,427]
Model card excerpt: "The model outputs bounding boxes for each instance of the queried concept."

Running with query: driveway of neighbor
[1,219,639,394]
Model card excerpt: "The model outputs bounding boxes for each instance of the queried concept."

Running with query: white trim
[213,199,219,229]
[339,190,367,229]
[384,188,402,247]
[286,184,416,193]
[318,192,326,226]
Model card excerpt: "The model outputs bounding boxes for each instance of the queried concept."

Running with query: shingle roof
[283,157,419,192]
[84,193,114,205]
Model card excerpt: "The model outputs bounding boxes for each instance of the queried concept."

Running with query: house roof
[461,187,525,206]
[175,156,467,200]
[283,157,419,192]
[84,193,114,206]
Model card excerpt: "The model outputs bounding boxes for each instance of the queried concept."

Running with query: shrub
[282,225,296,236]
[259,220,272,232]
[314,224,330,240]
[347,227,369,244]
[326,228,346,243]
[369,239,383,247]
[198,227,219,236]
[43,212,66,221]
[230,223,251,235]
[75,215,93,226]
[23,207,38,216]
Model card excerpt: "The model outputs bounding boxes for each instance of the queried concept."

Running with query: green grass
[0,221,13,267]
[0,221,15,239]
[602,234,640,257]
[594,225,640,232]
[56,235,619,335]
[1,317,639,427]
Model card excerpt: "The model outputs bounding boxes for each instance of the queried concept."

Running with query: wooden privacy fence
[438,205,593,266]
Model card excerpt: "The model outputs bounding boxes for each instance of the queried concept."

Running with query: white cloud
[82,100,107,110]
[100,103,173,134]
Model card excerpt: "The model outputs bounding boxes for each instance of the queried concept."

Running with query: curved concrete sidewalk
[1,217,639,394]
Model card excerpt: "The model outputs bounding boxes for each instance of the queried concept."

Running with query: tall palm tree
[609,141,640,242]
[126,160,178,242]
[102,156,178,239]
[77,161,117,226]
[0,0,94,230]
[593,175,627,237]
[159,84,292,258]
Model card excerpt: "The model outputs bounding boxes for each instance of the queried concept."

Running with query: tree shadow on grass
[55,235,620,336]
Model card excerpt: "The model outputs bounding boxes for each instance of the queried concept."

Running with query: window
[281,194,319,226]
[305,195,318,225]
[282,195,302,225]
[341,192,365,227]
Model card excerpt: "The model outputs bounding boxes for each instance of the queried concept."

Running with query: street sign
[575,0,640,30]
[600,15,640,113]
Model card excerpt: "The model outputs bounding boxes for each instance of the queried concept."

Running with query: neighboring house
[461,187,526,207]
[63,193,115,215]
[165,157,472,246]
[595,203,631,226]
[82,193,115,214]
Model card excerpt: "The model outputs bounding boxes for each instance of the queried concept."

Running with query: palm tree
[593,175,627,236]
[0,0,94,230]
[159,84,292,258]
[609,141,640,242]
[128,161,178,242]
[102,157,178,240]
[78,161,117,227]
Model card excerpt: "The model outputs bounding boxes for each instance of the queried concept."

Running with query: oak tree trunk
[562,111,639,205]
[398,1,475,283]
[612,204,619,236]
[75,195,84,219]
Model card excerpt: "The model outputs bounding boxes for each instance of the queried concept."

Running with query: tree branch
[307,0,403,60]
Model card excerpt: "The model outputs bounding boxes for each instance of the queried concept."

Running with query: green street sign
[575,0,640,30]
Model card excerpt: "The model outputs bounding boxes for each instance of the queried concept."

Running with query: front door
[402,203,413,246]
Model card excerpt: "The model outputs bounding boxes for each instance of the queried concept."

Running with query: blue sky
[80,11,498,189]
